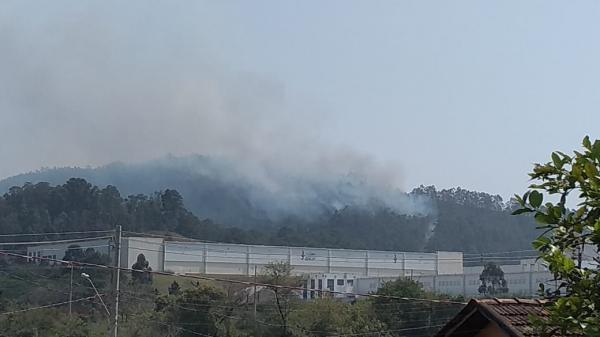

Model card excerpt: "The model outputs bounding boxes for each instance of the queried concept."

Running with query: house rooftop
[434,298,553,337]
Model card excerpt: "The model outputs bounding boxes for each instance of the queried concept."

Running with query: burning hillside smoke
[0,1,429,217]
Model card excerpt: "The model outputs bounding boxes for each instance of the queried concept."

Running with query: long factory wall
[123,238,463,277]
[354,270,556,298]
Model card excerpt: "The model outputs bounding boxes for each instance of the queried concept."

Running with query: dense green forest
[0,177,537,253]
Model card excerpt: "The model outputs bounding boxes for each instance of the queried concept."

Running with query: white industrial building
[119,237,464,277]
[463,258,549,274]
[352,269,557,298]
[20,235,561,298]
[303,273,359,300]
[25,237,113,265]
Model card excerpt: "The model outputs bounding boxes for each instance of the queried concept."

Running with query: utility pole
[69,263,74,317]
[253,265,257,320]
[113,225,122,337]
[253,265,258,333]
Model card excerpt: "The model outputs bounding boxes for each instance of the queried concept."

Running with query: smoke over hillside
[0,1,425,219]
[0,155,431,226]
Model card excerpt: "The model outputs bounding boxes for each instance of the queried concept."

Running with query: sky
[1,1,600,199]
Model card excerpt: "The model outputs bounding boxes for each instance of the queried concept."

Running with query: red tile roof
[433,298,553,337]
[477,298,549,336]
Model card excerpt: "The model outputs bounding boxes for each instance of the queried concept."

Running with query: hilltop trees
[0,178,539,254]
[514,136,600,336]
[414,186,539,253]
[0,178,250,243]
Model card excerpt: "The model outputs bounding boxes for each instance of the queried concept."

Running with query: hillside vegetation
[0,176,537,253]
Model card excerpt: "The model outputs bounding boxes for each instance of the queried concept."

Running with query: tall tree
[131,254,152,284]
[262,262,299,337]
[370,278,463,337]
[290,299,389,337]
[514,136,600,336]
[478,262,508,296]
[157,283,237,337]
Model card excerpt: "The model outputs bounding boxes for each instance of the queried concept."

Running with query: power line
[125,235,456,261]
[463,249,538,256]
[13,240,537,265]
[120,289,461,315]
[0,230,542,261]
[123,295,453,337]
[125,232,542,261]
[1,261,459,336]
[0,244,113,252]
[0,230,115,237]
[0,270,72,297]
[0,295,97,316]
[133,316,217,337]
[125,237,539,263]
[123,231,218,243]
[0,252,467,305]
[5,233,541,265]
[321,324,447,337]
[0,236,113,246]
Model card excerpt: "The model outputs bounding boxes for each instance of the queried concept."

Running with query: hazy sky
[1,1,600,198]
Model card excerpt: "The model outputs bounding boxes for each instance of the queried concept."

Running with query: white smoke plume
[0,1,429,217]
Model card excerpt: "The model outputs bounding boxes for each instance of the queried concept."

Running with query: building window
[318,279,323,290]
[327,279,334,291]
[337,279,344,286]
[347,280,354,286]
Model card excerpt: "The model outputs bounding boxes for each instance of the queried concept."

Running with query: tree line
[0,178,537,254]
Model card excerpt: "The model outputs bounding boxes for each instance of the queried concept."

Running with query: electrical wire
[0,295,97,316]
[0,230,115,237]
[0,244,113,252]
[6,233,544,266]
[119,289,461,315]
[123,294,454,337]
[125,237,540,263]
[125,232,544,261]
[0,236,113,246]
[0,252,467,304]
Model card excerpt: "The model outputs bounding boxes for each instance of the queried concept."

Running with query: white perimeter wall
[121,237,164,272]
[160,241,463,276]
[354,271,556,298]
[27,238,112,263]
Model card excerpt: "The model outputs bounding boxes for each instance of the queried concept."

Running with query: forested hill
[0,178,538,254]
[0,155,431,227]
